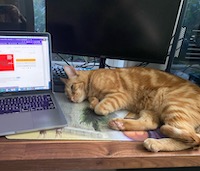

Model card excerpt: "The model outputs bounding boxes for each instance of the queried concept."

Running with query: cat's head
[61,66,88,103]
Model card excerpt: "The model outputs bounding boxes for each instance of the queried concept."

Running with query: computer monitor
[46,0,183,66]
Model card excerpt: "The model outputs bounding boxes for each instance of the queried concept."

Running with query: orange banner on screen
[16,58,36,62]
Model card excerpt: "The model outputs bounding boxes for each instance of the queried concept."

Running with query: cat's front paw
[89,97,99,109]
[108,118,125,131]
[89,100,99,109]
[94,104,112,116]
[143,138,162,152]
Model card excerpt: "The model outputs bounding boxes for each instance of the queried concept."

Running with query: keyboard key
[0,94,55,114]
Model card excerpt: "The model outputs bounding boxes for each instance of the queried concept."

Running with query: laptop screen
[0,33,51,93]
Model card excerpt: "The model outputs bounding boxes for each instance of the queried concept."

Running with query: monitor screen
[0,33,51,93]
[46,0,182,64]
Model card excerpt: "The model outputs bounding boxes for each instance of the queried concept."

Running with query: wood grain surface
[0,137,200,171]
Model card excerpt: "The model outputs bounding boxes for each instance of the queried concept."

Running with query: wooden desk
[1,137,200,171]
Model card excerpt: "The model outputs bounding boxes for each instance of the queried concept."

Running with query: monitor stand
[99,58,106,68]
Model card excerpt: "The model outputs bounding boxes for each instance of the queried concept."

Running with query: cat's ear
[63,66,78,79]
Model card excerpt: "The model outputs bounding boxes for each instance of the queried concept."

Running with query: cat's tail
[160,125,200,147]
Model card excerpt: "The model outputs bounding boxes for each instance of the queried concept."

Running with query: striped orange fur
[61,66,200,152]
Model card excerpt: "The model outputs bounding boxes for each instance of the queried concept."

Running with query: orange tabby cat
[61,65,200,152]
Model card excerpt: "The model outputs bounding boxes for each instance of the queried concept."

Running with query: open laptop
[0,31,67,136]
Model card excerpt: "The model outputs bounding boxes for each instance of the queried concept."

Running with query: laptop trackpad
[0,112,34,134]
[32,110,63,128]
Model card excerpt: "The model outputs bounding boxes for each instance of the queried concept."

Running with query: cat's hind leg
[124,112,139,119]
[109,110,159,131]
[144,138,193,152]
[144,119,200,152]
[160,124,200,146]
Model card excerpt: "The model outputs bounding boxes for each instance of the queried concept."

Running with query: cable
[135,62,150,67]
[57,53,71,66]
[74,57,100,69]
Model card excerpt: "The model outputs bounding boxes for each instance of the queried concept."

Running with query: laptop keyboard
[0,94,55,114]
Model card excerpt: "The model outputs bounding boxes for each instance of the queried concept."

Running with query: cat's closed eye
[71,84,74,91]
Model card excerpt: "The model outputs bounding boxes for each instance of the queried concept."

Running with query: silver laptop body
[0,31,67,136]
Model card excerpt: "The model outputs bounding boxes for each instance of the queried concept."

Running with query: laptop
[0,31,67,136]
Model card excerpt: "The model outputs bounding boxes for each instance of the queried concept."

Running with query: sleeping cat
[61,65,200,152]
